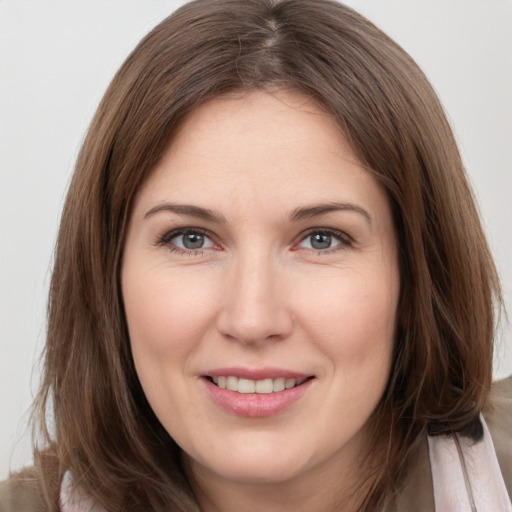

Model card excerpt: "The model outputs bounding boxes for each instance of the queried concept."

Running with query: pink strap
[428,415,512,511]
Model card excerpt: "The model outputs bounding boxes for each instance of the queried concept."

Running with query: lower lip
[203,378,314,417]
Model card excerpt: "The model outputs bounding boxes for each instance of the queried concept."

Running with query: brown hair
[33,0,501,510]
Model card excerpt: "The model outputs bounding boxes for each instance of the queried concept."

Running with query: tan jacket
[1,377,511,512]
[395,376,512,511]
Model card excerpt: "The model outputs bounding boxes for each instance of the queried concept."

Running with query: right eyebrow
[289,201,372,226]
[144,203,227,224]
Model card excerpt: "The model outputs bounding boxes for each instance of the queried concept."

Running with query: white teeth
[273,377,285,392]
[285,378,296,389]
[226,376,238,391]
[238,378,255,394]
[255,378,273,394]
[210,376,307,394]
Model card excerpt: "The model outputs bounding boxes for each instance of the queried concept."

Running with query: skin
[122,90,400,512]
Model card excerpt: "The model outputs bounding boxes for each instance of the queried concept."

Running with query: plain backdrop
[1,0,511,479]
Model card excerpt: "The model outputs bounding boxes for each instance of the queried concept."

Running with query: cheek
[123,265,221,359]
[294,266,399,364]
[121,265,223,430]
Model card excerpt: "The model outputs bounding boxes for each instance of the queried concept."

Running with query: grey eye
[170,230,214,250]
[309,233,332,250]
[182,232,205,249]
[297,230,345,251]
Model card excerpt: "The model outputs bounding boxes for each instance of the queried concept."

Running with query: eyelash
[155,228,215,256]
[155,227,354,256]
[295,228,354,254]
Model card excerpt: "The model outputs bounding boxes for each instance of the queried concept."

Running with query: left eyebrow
[143,203,227,223]
[289,202,372,225]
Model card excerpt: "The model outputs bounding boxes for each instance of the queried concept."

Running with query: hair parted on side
[32,0,502,510]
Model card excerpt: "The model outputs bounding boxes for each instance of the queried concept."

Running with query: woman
[1,0,510,510]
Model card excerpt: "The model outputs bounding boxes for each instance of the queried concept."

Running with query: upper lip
[203,367,312,381]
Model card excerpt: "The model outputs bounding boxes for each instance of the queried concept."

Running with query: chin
[184,440,315,485]
[210,458,307,485]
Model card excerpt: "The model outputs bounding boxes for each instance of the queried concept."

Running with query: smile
[204,374,315,417]
[210,376,308,394]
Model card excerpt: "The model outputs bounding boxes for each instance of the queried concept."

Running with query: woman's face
[122,90,400,488]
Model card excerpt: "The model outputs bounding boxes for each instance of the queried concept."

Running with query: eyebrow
[289,202,372,225]
[144,201,371,225]
[144,203,227,223]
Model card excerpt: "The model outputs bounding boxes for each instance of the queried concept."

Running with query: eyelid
[156,227,206,244]
[154,226,354,255]
[155,227,219,253]
[293,228,354,252]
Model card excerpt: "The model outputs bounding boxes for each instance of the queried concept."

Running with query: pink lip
[201,368,314,418]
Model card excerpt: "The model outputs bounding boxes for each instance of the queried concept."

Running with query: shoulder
[0,468,48,512]
[392,376,512,511]
[0,452,61,512]
[483,375,512,497]
[392,435,434,512]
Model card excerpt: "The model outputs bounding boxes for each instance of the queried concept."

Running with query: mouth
[203,371,315,417]
[206,375,312,394]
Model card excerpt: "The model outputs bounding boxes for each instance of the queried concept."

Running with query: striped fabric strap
[428,415,512,512]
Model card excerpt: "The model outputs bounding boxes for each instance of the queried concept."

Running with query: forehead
[168,89,359,169]
[133,89,388,220]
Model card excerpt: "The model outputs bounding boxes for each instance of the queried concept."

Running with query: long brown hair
[33,0,502,510]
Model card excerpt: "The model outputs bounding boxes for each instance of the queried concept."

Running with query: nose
[216,250,293,344]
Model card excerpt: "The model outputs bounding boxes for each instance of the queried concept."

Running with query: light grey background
[1,0,511,479]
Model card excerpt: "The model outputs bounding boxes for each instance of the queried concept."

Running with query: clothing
[395,376,512,511]
[1,377,511,511]
[428,416,511,510]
